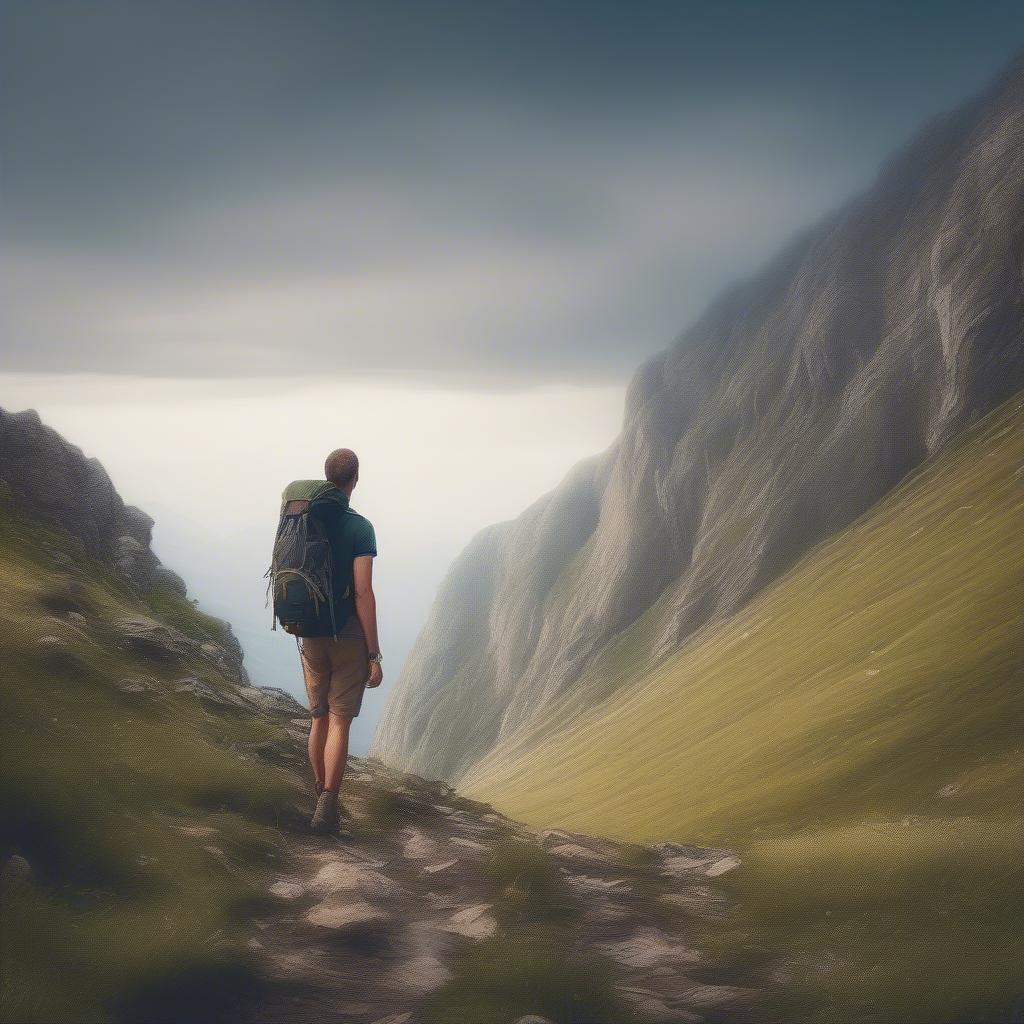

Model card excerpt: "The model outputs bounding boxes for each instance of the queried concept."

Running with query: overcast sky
[2,2,1023,750]
[4,1,1023,384]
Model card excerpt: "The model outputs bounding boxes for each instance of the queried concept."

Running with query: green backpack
[266,480,344,637]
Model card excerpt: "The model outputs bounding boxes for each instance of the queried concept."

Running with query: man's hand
[367,662,383,688]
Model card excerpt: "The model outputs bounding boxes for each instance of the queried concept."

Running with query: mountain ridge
[373,51,1024,784]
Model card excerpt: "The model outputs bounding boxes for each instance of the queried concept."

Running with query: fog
[0,373,624,752]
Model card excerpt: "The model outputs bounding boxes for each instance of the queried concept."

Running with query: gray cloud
[3,1,1023,384]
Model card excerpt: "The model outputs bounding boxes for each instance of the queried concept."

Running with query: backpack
[266,480,345,637]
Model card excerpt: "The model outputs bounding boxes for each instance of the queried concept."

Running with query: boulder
[311,860,407,900]
[114,616,191,662]
[443,903,496,941]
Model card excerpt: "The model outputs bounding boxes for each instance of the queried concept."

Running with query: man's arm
[353,555,382,686]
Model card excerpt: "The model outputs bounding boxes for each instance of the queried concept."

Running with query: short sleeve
[353,517,377,558]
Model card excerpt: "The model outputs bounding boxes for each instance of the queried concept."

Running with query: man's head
[325,448,359,494]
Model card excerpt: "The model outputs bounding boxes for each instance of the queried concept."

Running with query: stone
[305,899,389,932]
[660,886,730,919]
[49,550,77,571]
[597,928,703,971]
[151,564,188,598]
[449,836,488,852]
[174,676,244,709]
[705,855,741,878]
[548,842,613,869]
[421,858,459,876]
[269,879,305,900]
[311,859,407,900]
[117,678,157,694]
[382,955,452,997]
[67,612,88,628]
[236,686,307,716]
[443,903,497,941]
[513,1017,557,1024]
[114,616,191,662]
[400,829,439,860]
[562,873,631,897]
[176,824,219,838]
[538,828,578,848]
[678,983,760,1009]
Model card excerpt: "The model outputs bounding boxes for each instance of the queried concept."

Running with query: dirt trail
[237,755,768,1024]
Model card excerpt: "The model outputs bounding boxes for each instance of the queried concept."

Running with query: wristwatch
[367,652,383,664]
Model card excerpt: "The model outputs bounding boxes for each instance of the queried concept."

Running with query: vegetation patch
[465,392,1024,1022]
[428,840,626,1024]
[0,512,302,1023]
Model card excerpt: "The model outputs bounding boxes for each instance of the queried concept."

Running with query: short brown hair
[325,448,359,489]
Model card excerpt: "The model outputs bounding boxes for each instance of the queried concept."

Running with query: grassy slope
[464,392,1024,1022]
[0,511,303,1024]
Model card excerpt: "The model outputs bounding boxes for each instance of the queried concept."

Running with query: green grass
[425,931,627,1024]
[462,391,1024,1021]
[144,580,237,652]
[0,513,302,1023]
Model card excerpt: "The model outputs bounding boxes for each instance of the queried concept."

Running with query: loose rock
[306,899,389,932]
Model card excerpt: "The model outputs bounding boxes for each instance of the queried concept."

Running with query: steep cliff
[0,405,250,682]
[373,54,1024,782]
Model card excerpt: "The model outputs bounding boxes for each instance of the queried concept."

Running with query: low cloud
[3,2,1018,386]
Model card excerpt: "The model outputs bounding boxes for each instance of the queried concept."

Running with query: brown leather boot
[310,790,338,834]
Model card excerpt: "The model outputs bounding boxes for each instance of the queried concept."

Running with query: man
[299,448,383,834]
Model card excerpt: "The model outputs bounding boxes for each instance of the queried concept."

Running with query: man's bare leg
[308,715,328,794]
[324,713,353,793]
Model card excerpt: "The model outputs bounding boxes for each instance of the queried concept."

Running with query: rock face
[0,406,185,595]
[0,406,251,679]
[373,55,1024,782]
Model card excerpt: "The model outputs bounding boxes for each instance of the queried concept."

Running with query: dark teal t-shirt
[306,489,377,637]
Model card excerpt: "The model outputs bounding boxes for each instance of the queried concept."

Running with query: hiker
[268,448,382,834]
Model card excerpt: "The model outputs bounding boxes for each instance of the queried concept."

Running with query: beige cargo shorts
[299,636,369,718]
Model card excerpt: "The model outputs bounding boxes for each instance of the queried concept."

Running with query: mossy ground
[465,392,1024,1022]
[0,513,302,1023]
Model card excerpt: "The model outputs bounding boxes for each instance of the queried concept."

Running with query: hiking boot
[310,790,338,835]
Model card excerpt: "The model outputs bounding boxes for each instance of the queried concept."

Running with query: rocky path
[239,756,766,1024]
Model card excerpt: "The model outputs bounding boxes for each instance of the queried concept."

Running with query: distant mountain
[372,53,1024,784]
[461,387,1024,1024]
